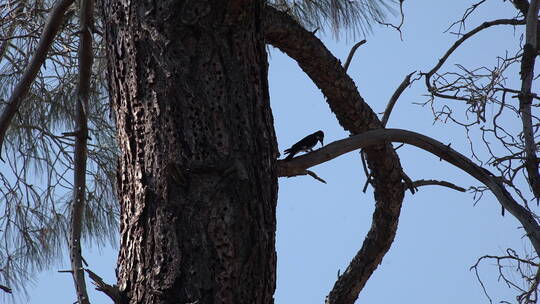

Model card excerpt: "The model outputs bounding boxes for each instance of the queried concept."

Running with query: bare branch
[412,179,466,192]
[470,249,540,304]
[0,0,75,160]
[381,71,416,127]
[401,171,417,194]
[377,0,406,40]
[518,0,540,199]
[304,169,327,183]
[424,18,525,102]
[278,128,540,255]
[343,40,366,72]
[282,168,327,183]
[85,269,126,304]
[0,284,12,294]
[69,0,95,303]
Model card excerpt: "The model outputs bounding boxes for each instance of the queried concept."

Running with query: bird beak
[319,139,324,147]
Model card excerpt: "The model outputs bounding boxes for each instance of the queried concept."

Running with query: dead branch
[381,71,416,127]
[470,249,539,304]
[412,179,466,192]
[85,269,126,304]
[69,0,94,303]
[424,18,525,102]
[0,0,75,160]
[282,168,327,183]
[0,284,12,294]
[278,128,540,256]
[518,0,540,199]
[377,0,406,40]
[343,40,366,72]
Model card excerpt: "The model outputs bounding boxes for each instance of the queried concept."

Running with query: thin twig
[424,18,525,102]
[377,0,406,40]
[304,169,327,184]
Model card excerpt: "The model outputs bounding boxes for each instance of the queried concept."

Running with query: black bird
[283,130,324,160]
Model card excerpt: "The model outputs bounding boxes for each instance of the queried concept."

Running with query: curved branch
[424,18,525,101]
[412,179,466,192]
[343,39,366,72]
[265,6,406,304]
[0,0,75,160]
[278,128,540,255]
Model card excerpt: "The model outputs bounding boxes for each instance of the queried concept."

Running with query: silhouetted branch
[278,128,540,256]
[304,170,327,183]
[0,0,75,160]
[377,0,406,40]
[470,248,539,304]
[424,18,525,102]
[412,179,466,192]
[343,40,366,72]
[85,269,126,304]
[518,0,540,199]
[266,8,407,303]
[381,71,416,127]
[0,284,12,294]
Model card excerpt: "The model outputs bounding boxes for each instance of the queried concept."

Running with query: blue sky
[21,1,534,303]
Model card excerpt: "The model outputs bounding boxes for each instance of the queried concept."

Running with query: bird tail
[284,150,295,161]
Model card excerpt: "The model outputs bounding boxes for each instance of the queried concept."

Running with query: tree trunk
[102,1,277,303]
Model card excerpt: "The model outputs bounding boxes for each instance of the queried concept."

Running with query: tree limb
[412,179,466,192]
[85,269,126,304]
[0,0,75,160]
[343,40,366,72]
[381,71,415,127]
[518,0,540,199]
[69,0,94,303]
[265,7,407,303]
[278,128,540,255]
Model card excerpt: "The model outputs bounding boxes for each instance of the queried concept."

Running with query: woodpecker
[283,130,324,160]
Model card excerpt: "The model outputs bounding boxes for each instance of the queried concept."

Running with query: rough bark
[265,7,406,304]
[102,1,278,303]
[519,0,540,199]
